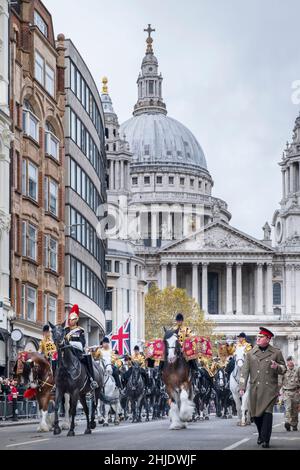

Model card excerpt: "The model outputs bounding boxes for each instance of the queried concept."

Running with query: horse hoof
[237,422,242,426]
[205,416,209,420]
[67,430,75,437]
[53,427,61,435]
[61,422,70,431]
[241,422,246,427]
[90,421,96,430]
[228,415,232,419]
[103,423,109,427]
[114,421,120,426]
[98,419,104,425]
[84,429,92,435]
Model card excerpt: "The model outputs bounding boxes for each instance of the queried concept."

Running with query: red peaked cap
[259,327,274,339]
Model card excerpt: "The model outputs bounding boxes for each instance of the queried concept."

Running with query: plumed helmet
[68,304,79,322]
[43,324,50,332]
[102,337,110,344]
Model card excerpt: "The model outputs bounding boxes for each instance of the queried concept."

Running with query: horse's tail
[99,391,119,405]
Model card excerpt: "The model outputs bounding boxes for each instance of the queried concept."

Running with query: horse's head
[131,362,141,386]
[216,368,226,388]
[163,329,180,364]
[234,345,246,369]
[49,321,65,349]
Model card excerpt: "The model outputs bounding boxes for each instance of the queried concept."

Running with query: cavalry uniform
[173,324,192,347]
[281,363,300,430]
[65,304,97,390]
[235,338,252,354]
[239,327,286,447]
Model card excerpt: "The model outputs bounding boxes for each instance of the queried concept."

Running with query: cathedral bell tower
[273,112,300,250]
[133,24,167,116]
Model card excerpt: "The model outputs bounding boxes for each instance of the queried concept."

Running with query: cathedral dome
[120,113,207,169]
[120,24,207,171]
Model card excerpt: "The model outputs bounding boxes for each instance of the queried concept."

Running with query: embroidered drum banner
[183,337,200,361]
[144,339,165,360]
[200,337,212,357]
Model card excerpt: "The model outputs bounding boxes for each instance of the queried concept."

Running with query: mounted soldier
[235,332,252,353]
[123,346,149,389]
[64,304,97,390]
[97,337,123,389]
[38,324,57,375]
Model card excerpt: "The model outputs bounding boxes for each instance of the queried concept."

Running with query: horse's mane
[27,352,51,369]
[164,329,177,340]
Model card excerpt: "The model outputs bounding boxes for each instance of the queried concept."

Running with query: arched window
[273,283,282,305]
[45,121,59,160]
[105,128,109,139]
[23,100,39,142]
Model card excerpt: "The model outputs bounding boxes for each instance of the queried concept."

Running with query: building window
[34,10,48,37]
[132,177,138,185]
[45,64,55,96]
[169,176,174,185]
[48,296,57,324]
[35,51,44,84]
[149,80,154,95]
[190,179,194,187]
[180,177,185,185]
[127,262,130,275]
[23,102,39,142]
[157,176,162,184]
[44,177,58,217]
[127,289,130,313]
[27,286,37,322]
[106,260,112,272]
[45,123,59,160]
[69,256,104,309]
[135,265,138,276]
[273,283,282,305]
[44,235,58,272]
[144,176,150,185]
[115,261,120,273]
[22,160,38,201]
[21,221,37,261]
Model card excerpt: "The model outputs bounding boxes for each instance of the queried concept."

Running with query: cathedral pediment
[160,222,274,253]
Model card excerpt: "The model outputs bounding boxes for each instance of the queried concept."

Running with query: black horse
[50,322,117,436]
[152,367,169,419]
[143,368,156,421]
[194,367,214,420]
[122,363,145,423]
[213,368,231,419]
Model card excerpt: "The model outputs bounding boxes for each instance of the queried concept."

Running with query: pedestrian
[280,356,300,432]
[239,327,286,448]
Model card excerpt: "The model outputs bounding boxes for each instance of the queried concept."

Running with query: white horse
[229,345,251,426]
[97,356,121,426]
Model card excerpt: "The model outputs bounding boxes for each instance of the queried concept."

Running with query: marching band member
[64,304,98,390]
[38,324,57,374]
[123,346,149,389]
[235,332,252,353]
[173,313,199,378]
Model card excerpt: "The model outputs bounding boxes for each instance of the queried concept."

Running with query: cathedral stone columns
[286,265,293,316]
[120,160,124,189]
[192,262,199,302]
[151,210,158,248]
[109,160,114,190]
[171,262,177,287]
[201,263,208,315]
[161,262,167,289]
[282,170,286,200]
[266,263,273,315]
[256,263,264,315]
[236,263,243,315]
[226,263,233,315]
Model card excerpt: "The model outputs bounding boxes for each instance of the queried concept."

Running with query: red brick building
[9,0,65,357]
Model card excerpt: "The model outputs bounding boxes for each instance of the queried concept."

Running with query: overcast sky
[45,0,300,240]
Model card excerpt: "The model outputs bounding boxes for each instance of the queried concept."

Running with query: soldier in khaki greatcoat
[239,327,286,448]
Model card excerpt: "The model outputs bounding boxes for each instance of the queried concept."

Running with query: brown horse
[15,352,70,432]
[161,329,195,430]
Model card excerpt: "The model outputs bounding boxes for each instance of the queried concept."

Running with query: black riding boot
[84,354,98,390]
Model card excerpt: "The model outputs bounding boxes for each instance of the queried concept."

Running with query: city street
[0,413,299,451]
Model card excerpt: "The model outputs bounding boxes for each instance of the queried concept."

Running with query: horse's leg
[80,393,91,435]
[37,395,50,432]
[53,389,63,435]
[179,386,194,423]
[90,390,98,430]
[67,392,78,437]
[103,403,109,427]
[61,393,70,430]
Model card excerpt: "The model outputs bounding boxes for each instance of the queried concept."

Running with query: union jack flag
[111,318,131,355]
